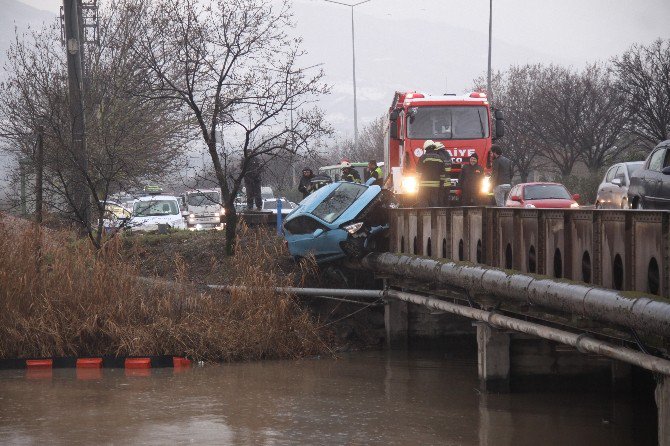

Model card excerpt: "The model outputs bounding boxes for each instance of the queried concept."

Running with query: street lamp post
[487,0,493,101]
[323,0,371,151]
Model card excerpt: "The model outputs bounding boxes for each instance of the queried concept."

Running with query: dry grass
[0,215,329,361]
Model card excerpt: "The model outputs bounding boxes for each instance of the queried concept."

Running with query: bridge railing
[388,207,670,298]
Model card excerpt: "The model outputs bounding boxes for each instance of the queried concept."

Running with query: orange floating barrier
[77,358,103,368]
[26,359,52,369]
[125,358,151,369]
[173,357,192,368]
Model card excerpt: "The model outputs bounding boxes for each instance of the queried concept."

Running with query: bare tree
[135,0,330,254]
[612,39,670,146]
[573,63,631,172]
[0,4,186,248]
[329,115,386,164]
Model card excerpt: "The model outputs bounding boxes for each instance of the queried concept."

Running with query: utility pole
[62,0,90,231]
[323,0,371,152]
[487,0,493,101]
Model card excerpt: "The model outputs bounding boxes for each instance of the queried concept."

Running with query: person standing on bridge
[417,140,445,207]
[367,160,383,187]
[459,154,484,206]
[491,145,513,206]
[298,167,314,198]
[434,142,452,206]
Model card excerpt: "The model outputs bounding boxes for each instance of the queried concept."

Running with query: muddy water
[0,347,656,445]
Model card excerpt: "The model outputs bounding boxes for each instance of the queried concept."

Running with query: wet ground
[0,345,656,445]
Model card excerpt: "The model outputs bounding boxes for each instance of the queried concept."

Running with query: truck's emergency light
[404,93,425,100]
[470,92,487,98]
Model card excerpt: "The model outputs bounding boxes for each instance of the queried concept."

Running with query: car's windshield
[187,192,220,207]
[133,200,179,216]
[263,199,292,210]
[626,162,644,177]
[523,185,571,200]
[407,106,489,140]
[311,182,367,223]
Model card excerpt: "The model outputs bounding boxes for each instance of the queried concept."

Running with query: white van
[183,189,224,230]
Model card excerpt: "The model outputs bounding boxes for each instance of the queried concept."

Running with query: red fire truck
[384,91,504,204]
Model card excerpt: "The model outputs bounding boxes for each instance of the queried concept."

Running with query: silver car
[595,161,644,209]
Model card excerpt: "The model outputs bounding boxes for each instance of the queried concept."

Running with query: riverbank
[0,216,330,361]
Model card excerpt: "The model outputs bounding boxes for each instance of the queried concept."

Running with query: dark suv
[628,140,670,209]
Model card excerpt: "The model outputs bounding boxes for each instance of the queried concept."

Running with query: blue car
[283,181,390,263]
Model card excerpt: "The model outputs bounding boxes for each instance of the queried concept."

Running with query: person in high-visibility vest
[367,160,383,187]
[417,140,445,207]
[434,141,452,206]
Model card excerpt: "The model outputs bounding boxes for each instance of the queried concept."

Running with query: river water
[0,347,656,445]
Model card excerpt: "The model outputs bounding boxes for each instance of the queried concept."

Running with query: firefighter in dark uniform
[417,140,445,207]
[341,161,361,183]
[434,141,452,205]
[367,160,383,186]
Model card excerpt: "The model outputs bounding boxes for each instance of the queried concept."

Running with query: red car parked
[505,182,580,209]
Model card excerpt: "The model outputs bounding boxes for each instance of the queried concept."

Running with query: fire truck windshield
[407,106,489,140]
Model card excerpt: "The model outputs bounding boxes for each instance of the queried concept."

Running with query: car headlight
[524,203,536,208]
[401,176,418,194]
[481,176,491,194]
[343,222,364,234]
[570,202,580,208]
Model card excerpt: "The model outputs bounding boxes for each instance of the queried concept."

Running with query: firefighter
[459,153,484,206]
[341,161,361,183]
[367,160,383,186]
[243,157,263,211]
[434,141,452,205]
[417,140,444,207]
[298,167,314,198]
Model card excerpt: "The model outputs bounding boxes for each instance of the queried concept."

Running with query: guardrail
[387,207,670,298]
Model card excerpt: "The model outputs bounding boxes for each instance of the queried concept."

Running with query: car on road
[283,181,390,263]
[628,140,670,209]
[505,182,580,209]
[261,198,297,215]
[127,195,187,232]
[595,161,644,209]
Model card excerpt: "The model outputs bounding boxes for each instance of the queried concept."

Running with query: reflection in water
[0,345,655,445]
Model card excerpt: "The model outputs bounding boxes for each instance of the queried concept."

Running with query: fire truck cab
[384,91,505,204]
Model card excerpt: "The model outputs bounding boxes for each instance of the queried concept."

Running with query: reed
[0,217,327,361]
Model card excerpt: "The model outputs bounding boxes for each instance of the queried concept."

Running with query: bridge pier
[385,299,408,349]
[658,375,670,446]
[476,322,510,392]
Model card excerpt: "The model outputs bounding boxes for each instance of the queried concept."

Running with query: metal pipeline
[209,284,670,374]
[360,252,670,338]
[386,289,670,376]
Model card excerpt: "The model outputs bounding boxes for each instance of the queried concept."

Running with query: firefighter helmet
[423,140,436,150]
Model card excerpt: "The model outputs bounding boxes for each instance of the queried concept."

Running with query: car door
[643,148,666,208]
[284,215,339,259]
